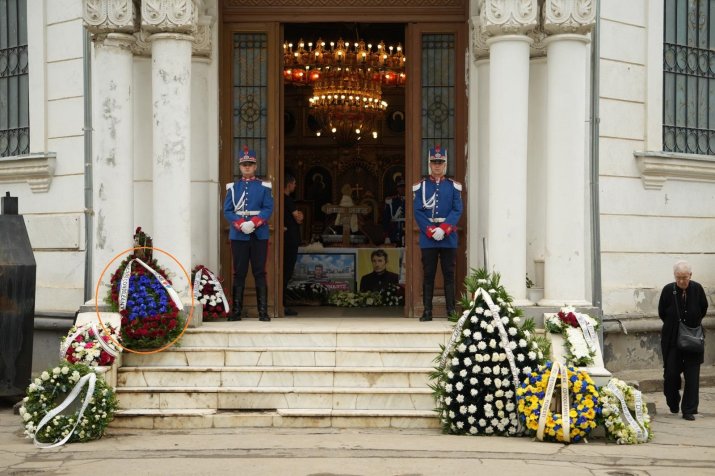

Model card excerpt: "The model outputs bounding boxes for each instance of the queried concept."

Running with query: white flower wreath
[545,306,599,367]
[19,363,118,448]
[599,378,653,444]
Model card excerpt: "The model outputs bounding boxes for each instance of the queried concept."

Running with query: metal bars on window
[232,33,268,177]
[0,0,29,157]
[663,0,715,155]
[421,34,455,175]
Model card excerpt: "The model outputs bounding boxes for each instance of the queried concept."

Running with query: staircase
[111,318,452,429]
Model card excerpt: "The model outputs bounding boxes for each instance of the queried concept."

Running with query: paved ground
[1,385,715,475]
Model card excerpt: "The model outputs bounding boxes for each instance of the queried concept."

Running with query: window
[663,0,715,155]
[0,0,29,158]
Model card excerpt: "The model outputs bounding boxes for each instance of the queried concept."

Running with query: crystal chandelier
[283,38,406,145]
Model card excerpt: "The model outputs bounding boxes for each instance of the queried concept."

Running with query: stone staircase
[111,318,452,429]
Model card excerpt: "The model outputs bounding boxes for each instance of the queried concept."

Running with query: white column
[191,56,210,268]
[539,34,591,306]
[475,58,490,269]
[150,34,193,294]
[486,35,532,304]
[92,34,135,292]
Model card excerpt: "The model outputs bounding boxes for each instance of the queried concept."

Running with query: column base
[537,298,592,307]
[511,298,534,307]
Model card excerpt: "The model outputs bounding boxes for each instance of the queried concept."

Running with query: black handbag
[674,284,705,353]
[677,321,705,353]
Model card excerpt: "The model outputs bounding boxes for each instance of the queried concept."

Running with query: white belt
[428,218,446,223]
[236,210,260,216]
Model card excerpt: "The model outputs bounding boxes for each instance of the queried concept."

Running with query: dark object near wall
[0,192,36,398]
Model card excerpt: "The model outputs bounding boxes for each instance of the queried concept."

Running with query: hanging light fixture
[283,38,406,145]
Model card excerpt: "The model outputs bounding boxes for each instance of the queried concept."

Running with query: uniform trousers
[421,247,456,286]
[231,236,268,288]
[663,347,701,414]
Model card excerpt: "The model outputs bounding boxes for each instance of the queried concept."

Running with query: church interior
[282,23,408,310]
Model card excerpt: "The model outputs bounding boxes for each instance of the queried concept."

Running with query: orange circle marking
[94,246,195,355]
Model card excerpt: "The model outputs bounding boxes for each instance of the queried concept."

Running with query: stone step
[111,408,440,430]
[115,386,435,411]
[121,347,440,368]
[177,328,450,349]
[117,366,434,388]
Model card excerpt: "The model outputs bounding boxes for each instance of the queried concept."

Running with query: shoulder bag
[674,284,705,353]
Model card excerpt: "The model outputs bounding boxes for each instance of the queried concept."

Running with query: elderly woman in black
[658,260,709,421]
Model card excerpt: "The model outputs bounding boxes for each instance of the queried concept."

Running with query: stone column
[481,0,538,304]
[142,0,198,294]
[190,15,213,269]
[539,0,595,306]
[83,0,137,294]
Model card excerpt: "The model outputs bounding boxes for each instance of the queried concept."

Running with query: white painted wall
[599,0,715,317]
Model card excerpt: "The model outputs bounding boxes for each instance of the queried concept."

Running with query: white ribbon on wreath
[575,312,598,351]
[59,322,121,360]
[119,258,183,312]
[606,380,649,443]
[193,267,230,313]
[33,372,97,449]
[536,361,571,443]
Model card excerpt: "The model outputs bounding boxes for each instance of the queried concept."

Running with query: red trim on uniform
[250,216,263,227]
[233,219,246,230]
[439,223,453,235]
[426,225,436,238]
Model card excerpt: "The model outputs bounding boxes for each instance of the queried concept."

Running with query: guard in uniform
[412,145,463,321]
[223,147,274,321]
[383,179,406,246]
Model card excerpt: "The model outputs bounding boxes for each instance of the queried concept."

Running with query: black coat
[658,280,708,365]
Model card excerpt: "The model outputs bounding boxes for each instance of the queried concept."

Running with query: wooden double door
[219,1,469,318]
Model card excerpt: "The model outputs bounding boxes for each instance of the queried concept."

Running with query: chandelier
[283,38,406,144]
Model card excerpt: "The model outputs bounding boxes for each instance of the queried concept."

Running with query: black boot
[420,284,433,321]
[257,286,270,321]
[229,284,244,321]
[445,282,456,317]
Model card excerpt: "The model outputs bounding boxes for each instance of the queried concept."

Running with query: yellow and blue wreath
[517,361,600,443]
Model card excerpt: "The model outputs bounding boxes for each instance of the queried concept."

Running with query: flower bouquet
[60,323,121,367]
[599,377,652,444]
[545,306,600,367]
[286,281,330,306]
[517,361,600,443]
[378,283,405,306]
[105,227,184,349]
[19,363,118,447]
[192,265,230,320]
[328,290,382,307]
[430,268,547,436]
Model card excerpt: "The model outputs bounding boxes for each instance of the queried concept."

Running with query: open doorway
[281,23,407,317]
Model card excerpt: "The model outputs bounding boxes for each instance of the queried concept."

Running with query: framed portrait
[293,252,357,292]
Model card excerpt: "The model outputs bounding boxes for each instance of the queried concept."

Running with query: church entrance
[218,1,468,318]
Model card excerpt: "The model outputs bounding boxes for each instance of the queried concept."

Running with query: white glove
[240,221,256,234]
[432,227,445,241]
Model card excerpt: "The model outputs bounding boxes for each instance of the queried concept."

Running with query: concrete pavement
[1,385,715,475]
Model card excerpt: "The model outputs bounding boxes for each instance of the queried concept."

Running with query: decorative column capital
[542,0,596,35]
[469,15,490,61]
[140,0,199,35]
[83,0,139,38]
[192,15,214,58]
[479,0,539,36]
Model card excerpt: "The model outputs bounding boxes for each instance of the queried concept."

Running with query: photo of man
[359,249,399,292]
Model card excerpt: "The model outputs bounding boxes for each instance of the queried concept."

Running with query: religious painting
[292,252,356,293]
[356,248,405,293]
[304,166,332,222]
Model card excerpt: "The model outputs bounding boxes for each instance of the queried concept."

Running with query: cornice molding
[0,153,57,193]
[83,0,139,37]
[634,151,715,190]
[542,0,595,35]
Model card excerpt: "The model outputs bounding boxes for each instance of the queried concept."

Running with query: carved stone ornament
[480,0,538,36]
[132,28,152,56]
[141,0,198,34]
[470,15,490,60]
[527,27,548,57]
[542,0,595,35]
[83,0,138,35]
[192,15,213,58]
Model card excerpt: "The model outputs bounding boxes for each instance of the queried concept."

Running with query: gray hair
[673,260,692,274]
